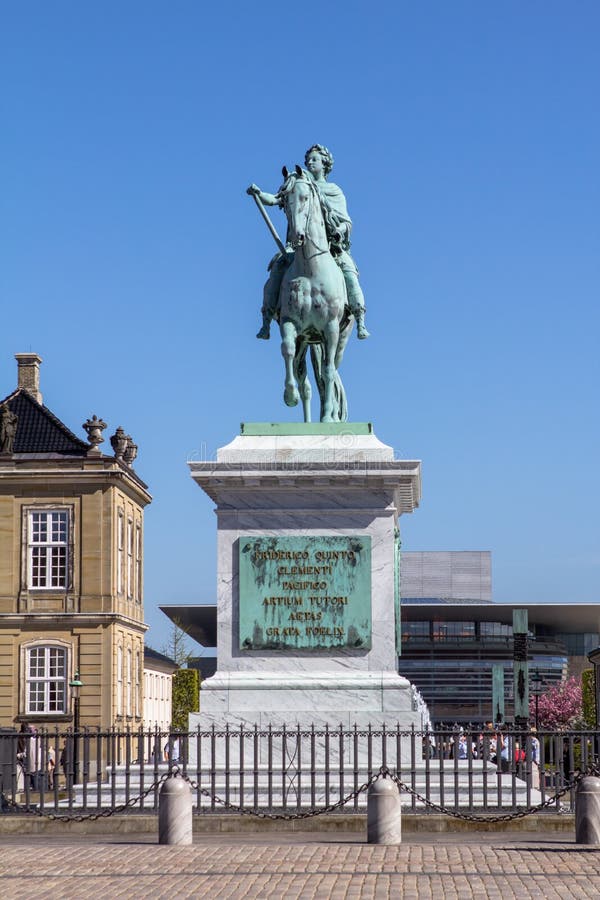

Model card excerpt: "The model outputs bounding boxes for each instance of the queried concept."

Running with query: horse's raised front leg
[321,320,340,422]
[280,320,299,408]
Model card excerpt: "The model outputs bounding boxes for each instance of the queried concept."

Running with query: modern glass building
[401,552,599,724]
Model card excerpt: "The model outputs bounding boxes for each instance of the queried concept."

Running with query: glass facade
[403,619,526,644]
[400,615,572,723]
[480,622,512,640]
[552,632,599,657]
[432,621,476,642]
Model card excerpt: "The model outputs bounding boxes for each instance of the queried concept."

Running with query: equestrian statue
[247,144,369,423]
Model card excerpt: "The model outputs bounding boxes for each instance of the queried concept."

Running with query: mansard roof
[0,388,89,456]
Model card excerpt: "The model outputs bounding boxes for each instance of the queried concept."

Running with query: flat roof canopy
[160,605,217,648]
[160,602,600,650]
[401,602,600,632]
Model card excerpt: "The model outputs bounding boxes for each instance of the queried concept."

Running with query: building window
[126,649,132,716]
[117,511,124,595]
[28,510,68,589]
[432,620,476,642]
[26,645,67,714]
[480,622,512,641]
[117,646,123,716]
[135,523,142,603]
[402,621,431,642]
[127,520,133,599]
[135,651,140,717]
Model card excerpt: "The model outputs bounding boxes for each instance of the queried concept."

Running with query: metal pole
[512,609,529,730]
[73,696,80,785]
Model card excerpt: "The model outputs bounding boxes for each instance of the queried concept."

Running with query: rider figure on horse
[248,144,370,341]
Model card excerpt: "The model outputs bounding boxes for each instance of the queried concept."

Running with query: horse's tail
[310,343,348,423]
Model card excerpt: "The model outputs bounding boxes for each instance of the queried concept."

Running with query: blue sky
[2,1,599,651]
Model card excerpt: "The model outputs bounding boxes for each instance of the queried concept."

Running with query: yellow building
[0,353,152,730]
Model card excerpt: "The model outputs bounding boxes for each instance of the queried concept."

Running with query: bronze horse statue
[277,166,353,422]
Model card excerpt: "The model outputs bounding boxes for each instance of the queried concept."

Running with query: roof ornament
[110,426,128,460]
[123,436,138,465]
[83,415,107,450]
[0,405,18,454]
[110,426,138,466]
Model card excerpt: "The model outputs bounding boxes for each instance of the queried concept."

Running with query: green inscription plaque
[239,536,372,651]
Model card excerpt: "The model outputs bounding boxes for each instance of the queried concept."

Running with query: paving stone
[1,836,600,898]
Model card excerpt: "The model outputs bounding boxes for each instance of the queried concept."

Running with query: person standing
[47,746,56,790]
[16,723,32,792]
[530,727,541,789]
[163,736,181,764]
[499,729,512,774]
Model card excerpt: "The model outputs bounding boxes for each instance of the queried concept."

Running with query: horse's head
[280,164,318,250]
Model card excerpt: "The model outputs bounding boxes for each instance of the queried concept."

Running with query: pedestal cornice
[189,425,421,514]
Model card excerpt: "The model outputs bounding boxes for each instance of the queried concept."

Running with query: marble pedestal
[188,423,423,742]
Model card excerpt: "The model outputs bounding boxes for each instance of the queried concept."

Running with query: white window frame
[117,510,124,595]
[127,519,133,599]
[26,508,71,591]
[135,650,140,717]
[126,649,132,717]
[116,645,123,716]
[22,642,69,715]
[135,522,142,603]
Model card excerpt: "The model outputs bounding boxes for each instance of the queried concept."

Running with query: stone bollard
[576,776,600,845]
[367,777,402,844]
[158,772,193,845]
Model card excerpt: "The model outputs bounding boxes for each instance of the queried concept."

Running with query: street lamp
[69,671,83,784]
[531,668,543,727]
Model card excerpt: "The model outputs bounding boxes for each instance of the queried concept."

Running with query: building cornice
[0,462,151,505]
[0,612,149,634]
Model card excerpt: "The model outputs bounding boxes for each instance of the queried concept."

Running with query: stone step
[60,778,544,810]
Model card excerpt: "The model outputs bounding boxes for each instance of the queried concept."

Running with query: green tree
[582,668,596,727]
[171,668,200,730]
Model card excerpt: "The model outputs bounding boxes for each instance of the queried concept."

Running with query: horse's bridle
[284,175,330,259]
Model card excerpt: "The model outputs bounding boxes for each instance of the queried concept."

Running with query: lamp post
[531,668,543,727]
[69,671,83,784]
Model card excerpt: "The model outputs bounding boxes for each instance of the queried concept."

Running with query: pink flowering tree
[531,676,584,730]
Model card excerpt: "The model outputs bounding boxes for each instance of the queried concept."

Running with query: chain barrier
[3,762,597,824]
[176,766,377,820]
[175,764,587,823]
[1,771,171,822]
[387,769,580,824]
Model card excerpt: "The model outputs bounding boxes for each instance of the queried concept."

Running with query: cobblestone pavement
[1,835,600,898]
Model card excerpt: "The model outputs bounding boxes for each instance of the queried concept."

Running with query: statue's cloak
[314,180,353,251]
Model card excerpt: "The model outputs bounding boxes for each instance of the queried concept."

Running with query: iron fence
[1,724,599,817]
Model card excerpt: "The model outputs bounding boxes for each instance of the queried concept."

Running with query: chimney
[15,353,43,405]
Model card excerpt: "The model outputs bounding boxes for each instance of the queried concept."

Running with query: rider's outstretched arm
[247,184,281,206]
